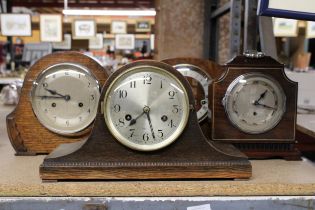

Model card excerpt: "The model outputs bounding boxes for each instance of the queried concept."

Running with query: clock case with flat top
[40,60,252,181]
[210,54,300,160]
[6,51,108,155]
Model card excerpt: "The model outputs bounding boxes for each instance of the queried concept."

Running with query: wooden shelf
[0,105,315,196]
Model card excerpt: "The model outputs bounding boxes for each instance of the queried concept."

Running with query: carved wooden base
[233,143,301,161]
[40,115,252,181]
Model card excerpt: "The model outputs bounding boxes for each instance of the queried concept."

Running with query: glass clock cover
[174,64,211,122]
[104,65,190,151]
[223,73,286,134]
[30,63,100,135]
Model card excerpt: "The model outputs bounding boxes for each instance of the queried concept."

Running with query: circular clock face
[104,65,190,151]
[223,73,286,134]
[174,64,211,122]
[30,63,100,135]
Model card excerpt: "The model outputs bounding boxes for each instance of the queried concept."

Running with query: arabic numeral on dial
[160,80,163,89]
[113,104,121,113]
[130,81,136,88]
[90,94,95,100]
[129,129,135,138]
[168,119,176,128]
[117,118,125,127]
[158,129,164,139]
[119,90,127,98]
[65,72,69,76]
[143,133,149,141]
[168,90,176,99]
[52,74,56,79]
[87,108,91,113]
[66,120,69,126]
[172,105,179,113]
[88,82,91,88]
[143,75,152,84]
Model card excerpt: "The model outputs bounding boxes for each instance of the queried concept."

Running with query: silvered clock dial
[223,73,286,134]
[104,65,190,151]
[174,64,211,122]
[31,63,100,135]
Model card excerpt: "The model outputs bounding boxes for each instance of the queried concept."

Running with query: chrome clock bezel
[223,72,286,134]
[30,62,100,135]
[103,65,190,152]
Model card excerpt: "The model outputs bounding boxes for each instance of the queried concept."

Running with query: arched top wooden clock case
[40,60,252,181]
[210,52,299,159]
[6,51,108,155]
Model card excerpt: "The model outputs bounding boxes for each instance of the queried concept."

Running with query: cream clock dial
[31,63,100,135]
[104,65,190,151]
[223,73,286,134]
[174,64,211,122]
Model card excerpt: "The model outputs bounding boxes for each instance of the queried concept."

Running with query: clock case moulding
[161,57,224,139]
[210,55,300,160]
[6,51,109,155]
[40,60,252,181]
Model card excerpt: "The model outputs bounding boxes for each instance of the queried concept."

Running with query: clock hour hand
[256,90,268,103]
[129,112,145,126]
[44,88,71,101]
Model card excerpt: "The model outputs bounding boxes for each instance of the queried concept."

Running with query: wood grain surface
[40,60,252,181]
[6,51,108,155]
[210,55,299,159]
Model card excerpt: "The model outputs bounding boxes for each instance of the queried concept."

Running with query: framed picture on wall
[115,34,135,50]
[52,34,71,49]
[89,33,104,49]
[40,14,63,42]
[273,18,298,37]
[150,34,155,50]
[72,19,96,39]
[258,0,315,21]
[111,21,127,34]
[306,22,315,38]
[135,21,151,32]
[0,14,32,36]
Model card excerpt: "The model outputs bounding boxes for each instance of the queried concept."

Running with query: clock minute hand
[253,101,277,110]
[145,112,156,140]
[36,95,67,99]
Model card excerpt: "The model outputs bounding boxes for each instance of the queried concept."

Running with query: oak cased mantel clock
[40,60,252,181]
[210,52,299,160]
[6,51,108,155]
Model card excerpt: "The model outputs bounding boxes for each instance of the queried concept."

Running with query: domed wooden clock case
[40,60,252,181]
[6,51,108,155]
